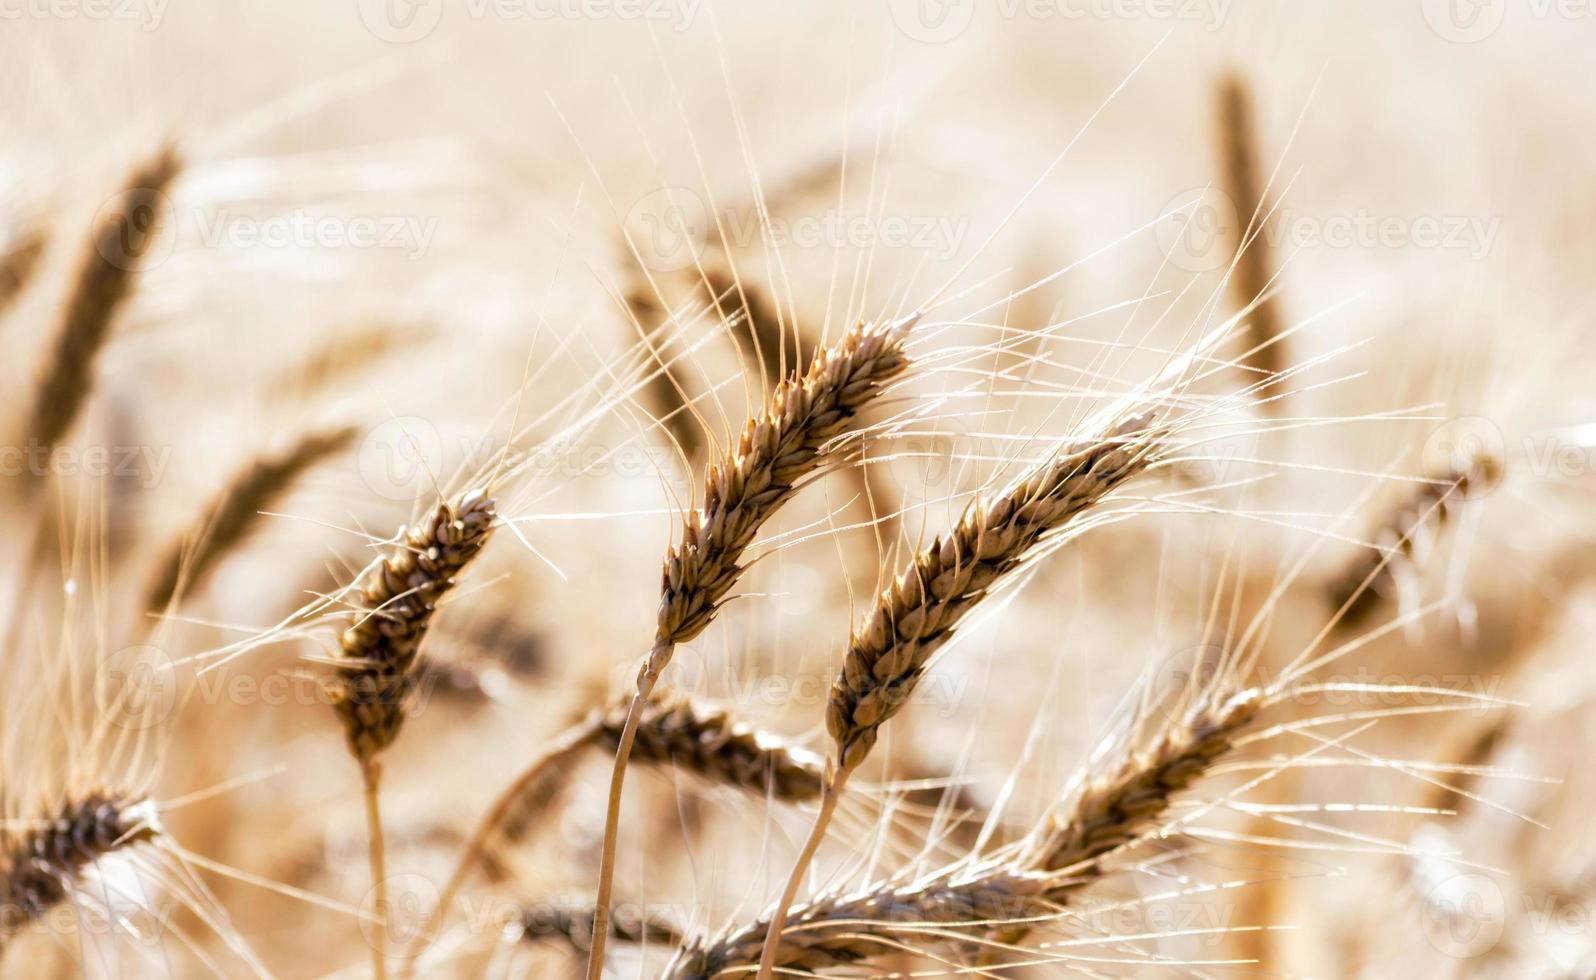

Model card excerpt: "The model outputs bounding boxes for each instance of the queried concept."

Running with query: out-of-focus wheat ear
[0,221,47,322]
[702,268,813,389]
[1215,71,1286,401]
[514,902,684,953]
[0,793,160,961]
[589,312,915,979]
[24,147,180,459]
[328,488,496,979]
[270,321,432,401]
[1328,448,1502,627]
[144,425,357,615]
[599,688,826,802]
[625,283,702,460]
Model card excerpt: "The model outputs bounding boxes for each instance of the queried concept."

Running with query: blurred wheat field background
[2,1,1595,977]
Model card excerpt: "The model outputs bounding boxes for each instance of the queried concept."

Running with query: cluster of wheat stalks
[2,11,1592,979]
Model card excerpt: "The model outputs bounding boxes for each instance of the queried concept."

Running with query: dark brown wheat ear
[0,792,161,960]
[23,146,180,461]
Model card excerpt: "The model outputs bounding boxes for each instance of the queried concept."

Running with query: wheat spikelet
[0,793,160,957]
[1329,448,1501,625]
[1216,70,1285,393]
[599,688,826,802]
[827,409,1166,772]
[331,489,498,762]
[25,147,179,455]
[0,222,46,321]
[144,425,356,614]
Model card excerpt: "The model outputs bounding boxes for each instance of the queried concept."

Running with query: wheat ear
[516,902,684,953]
[1216,71,1286,396]
[144,425,356,614]
[0,793,160,960]
[752,407,1167,977]
[330,488,496,978]
[1329,448,1501,626]
[24,147,179,459]
[587,314,914,979]
[676,687,1259,977]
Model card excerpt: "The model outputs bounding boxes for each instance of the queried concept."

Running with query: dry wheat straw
[25,148,179,457]
[144,425,356,613]
[588,314,913,977]
[1329,448,1501,625]
[0,793,160,958]
[1216,71,1285,394]
[676,687,1260,977]
[752,406,1169,976]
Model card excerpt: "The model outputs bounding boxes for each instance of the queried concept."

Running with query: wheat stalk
[0,793,160,959]
[587,313,914,977]
[24,147,179,460]
[144,425,356,614]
